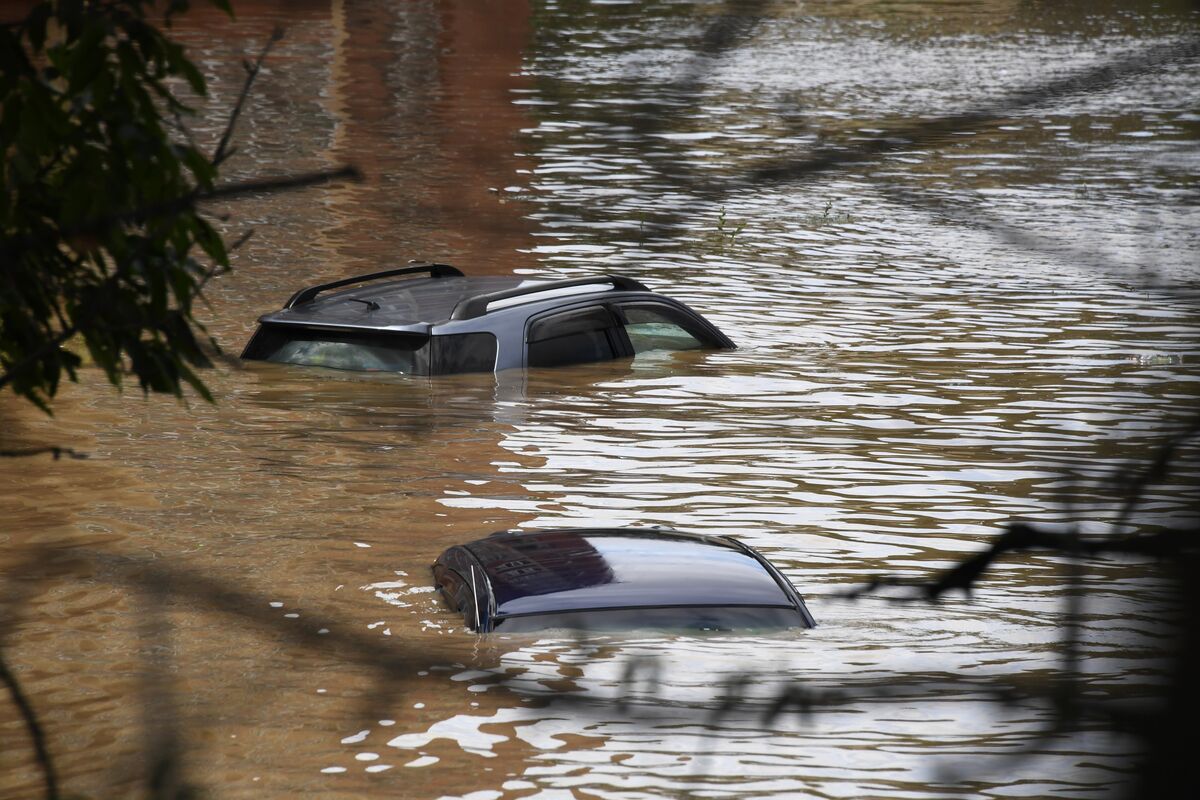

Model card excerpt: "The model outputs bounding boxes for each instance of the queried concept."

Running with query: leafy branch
[0,2,359,415]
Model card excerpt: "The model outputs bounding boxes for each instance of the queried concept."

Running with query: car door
[525,305,631,368]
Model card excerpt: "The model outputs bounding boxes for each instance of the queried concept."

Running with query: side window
[618,304,705,355]
[527,306,620,368]
[433,332,497,375]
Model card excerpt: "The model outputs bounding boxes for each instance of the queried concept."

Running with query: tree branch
[0,165,359,400]
[744,37,1200,187]
[211,26,284,168]
[837,524,1195,602]
[0,327,79,394]
[0,165,361,265]
[0,651,59,800]
[0,446,89,460]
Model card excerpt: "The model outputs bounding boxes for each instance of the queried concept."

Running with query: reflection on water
[2,0,1198,798]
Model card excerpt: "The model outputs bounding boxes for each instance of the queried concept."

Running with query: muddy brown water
[2,1,1199,798]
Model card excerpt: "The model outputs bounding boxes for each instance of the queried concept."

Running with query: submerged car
[432,528,815,633]
[241,262,734,374]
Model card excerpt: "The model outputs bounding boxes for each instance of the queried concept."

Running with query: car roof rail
[449,275,650,320]
[283,262,464,308]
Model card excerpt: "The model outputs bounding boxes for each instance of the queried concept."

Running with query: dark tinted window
[527,306,619,368]
[243,326,428,373]
[433,333,498,375]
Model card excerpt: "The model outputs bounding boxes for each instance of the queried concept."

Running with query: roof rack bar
[450,275,650,320]
[283,262,464,308]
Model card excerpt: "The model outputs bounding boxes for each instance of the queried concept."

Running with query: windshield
[242,326,428,373]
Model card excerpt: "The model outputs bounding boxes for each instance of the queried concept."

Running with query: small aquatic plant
[802,199,854,227]
[714,206,748,246]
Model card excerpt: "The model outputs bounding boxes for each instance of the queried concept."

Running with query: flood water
[2,1,1199,798]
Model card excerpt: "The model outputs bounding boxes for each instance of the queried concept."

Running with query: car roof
[259,273,526,329]
[443,528,803,618]
[254,267,662,333]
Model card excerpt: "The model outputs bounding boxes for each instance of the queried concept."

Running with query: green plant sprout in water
[802,199,854,227]
[714,206,748,246]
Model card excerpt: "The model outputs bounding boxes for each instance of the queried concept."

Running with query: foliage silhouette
[0,1,357,414]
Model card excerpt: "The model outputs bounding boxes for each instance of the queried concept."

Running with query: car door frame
[521,301,635,369]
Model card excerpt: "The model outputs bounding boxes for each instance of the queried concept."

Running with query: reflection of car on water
[432,528,816,633]
[241,262,734,374]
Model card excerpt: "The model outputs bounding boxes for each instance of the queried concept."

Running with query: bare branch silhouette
[0,164,363,265]
[835,524,1194,602]
[0,652,58,800]
[741,37,1200,188]
[212,26,286,168]
[0,446,89,460]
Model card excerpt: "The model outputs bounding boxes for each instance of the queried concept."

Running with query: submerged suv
[241,263,734,375]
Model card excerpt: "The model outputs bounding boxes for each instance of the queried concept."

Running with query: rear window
[242,326,429,373]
